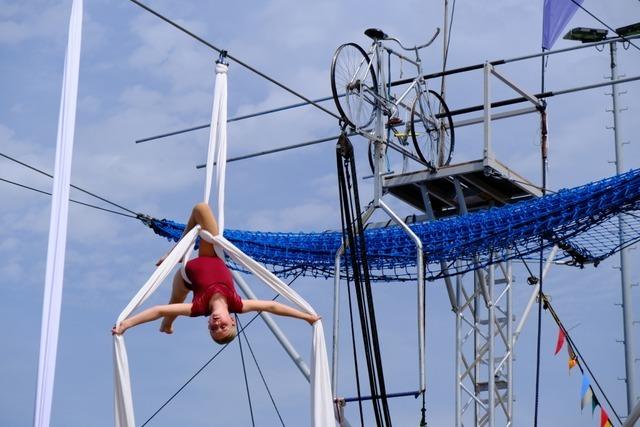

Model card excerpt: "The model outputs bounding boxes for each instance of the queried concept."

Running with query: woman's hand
[306,314,321,325]
[111,321,128,335]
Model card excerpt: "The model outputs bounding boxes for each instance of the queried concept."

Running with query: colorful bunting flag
[600,407,612,427]
[581,386,593,410]
[580,374,590,409]
[591,395,600,417]
[568,345,578,372]
[554,327,566,354]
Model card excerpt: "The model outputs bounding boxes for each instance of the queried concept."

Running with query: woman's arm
[241,300,320,325]
[112,303,192,335]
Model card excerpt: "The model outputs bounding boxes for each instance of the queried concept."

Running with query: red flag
[554,327,566,355]
[600,407,612,427]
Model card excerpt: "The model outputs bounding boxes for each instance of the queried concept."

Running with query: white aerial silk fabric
[33,1,83,426]
[113,61,335,426]
[180,62,228,282]
[208,233,335,426]
[113,227,200,427]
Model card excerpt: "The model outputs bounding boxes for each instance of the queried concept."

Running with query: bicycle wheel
[331,43,378,129]
[410,89,455,170]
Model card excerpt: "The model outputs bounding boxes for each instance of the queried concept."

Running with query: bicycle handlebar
[387,27,441,51]
[364,27,441,52]
[414,28,440,50]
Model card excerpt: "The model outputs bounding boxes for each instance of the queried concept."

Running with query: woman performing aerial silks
[112,203,320,343]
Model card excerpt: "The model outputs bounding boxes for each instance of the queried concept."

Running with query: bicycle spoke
[331,43,378,129]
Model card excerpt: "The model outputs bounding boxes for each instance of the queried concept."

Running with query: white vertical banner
[33,1,83,426]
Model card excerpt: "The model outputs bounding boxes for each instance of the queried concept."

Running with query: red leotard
[184,256,243,317]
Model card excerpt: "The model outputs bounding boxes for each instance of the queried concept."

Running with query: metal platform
[383,157,541,218]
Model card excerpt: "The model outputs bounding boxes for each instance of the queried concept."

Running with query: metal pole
[488,260,495,427]
[455,267,462,427]
[332,206,375,397]
[483,62,493,164]
[514,246,559,342]
[332,246,344,397]
[231,271,311,381]
[378,199,425,392]
[439,0,449,168]
[506,258,514,426]
[609,40,637,413]
[441,0,449,100]
[374,41,385,204]
[623,398,640,427]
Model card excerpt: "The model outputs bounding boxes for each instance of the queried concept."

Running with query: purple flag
[542,0,584,50]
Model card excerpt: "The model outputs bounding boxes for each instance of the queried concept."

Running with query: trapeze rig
[328,29,550,427]
[137,28,640,426]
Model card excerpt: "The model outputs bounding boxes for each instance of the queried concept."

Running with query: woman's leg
[156,202,219,265]
[160,271,191,333]
[185,202,219,257]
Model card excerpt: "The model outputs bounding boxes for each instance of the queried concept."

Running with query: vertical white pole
[609,40,637,412]
[332,247,344,397]
[483,62,493,164]
[455,268,462,427]
[506,258,514,425]
[487,262,495,427]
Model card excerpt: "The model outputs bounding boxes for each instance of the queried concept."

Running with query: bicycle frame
[351,40,429,119]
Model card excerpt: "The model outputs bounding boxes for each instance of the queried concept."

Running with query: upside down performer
[111,203,320,342]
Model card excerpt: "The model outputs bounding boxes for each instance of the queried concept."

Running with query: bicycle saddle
[364,28,388,40]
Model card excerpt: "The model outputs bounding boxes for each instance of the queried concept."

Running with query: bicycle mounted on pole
[330,27,455,173]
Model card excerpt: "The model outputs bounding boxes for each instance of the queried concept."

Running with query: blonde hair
[210,323,238,345]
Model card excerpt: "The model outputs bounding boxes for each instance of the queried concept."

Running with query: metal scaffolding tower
[381,63,544,426]
[454,258,513,427]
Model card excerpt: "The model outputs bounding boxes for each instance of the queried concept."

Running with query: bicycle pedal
[386,117,404,127]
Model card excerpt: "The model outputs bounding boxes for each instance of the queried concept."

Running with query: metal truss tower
[454,258,513,427]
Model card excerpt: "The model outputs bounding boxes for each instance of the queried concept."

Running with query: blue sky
[1,0,640,426]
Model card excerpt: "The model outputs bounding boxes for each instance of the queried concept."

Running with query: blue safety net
[143,169,640,281]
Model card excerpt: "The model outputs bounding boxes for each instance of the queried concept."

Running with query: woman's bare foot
[159,318,174,334]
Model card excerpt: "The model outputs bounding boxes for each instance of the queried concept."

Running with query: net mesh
[144,169,640,281]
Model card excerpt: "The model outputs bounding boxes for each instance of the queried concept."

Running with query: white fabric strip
[33,1,83,426]
[182,61,229,284]
[113,227,200,427]
[204,62,228,234]
[209,233,335,426]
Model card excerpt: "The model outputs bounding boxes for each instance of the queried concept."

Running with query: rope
[0,151,139,217]
[237,318,287,427]
[568,0,640,52]
[543,295,623,424]
[336,133,392,426]
[337,136,383,425]
[533,106,548,427]
[419,391,427,426]
[126,0,340,121]
[0,177,138,219]
[337,139,366,427]
[237,319,256,427]
[337,136,374,426]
